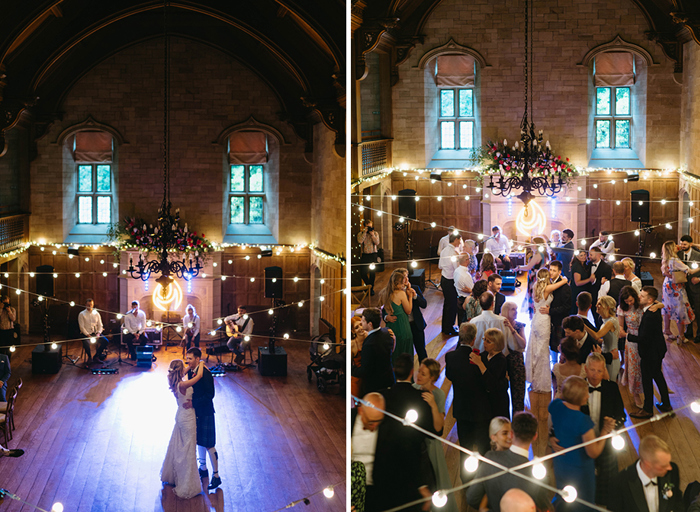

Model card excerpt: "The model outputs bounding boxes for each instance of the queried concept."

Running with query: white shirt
[485,235,511,256]
[439,244,460,279]
[509,444,530,459]
[78,309,104,336]
[183,313,200,337]
[453,265,474,298]
[438,234,463,256]
[590,238,616,255]
[587,381,602,434]
[636,460,659,512]
[471,310,507,352]
[351,413,379,486]
[123,309,147,335]
[224,313,254,336]
[598,274,627,298]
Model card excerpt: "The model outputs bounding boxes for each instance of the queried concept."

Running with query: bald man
[500,489,536,512]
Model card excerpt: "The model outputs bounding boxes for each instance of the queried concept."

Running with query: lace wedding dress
[525,294,553,393]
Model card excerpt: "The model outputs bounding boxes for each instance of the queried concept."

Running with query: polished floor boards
[0,336,345,512]
[365,265,700,511]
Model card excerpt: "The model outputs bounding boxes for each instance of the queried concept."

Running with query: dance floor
[0,336,345,512]
[362,265,700,511]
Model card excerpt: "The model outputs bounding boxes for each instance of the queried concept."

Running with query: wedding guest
[552,337,586,398]
[562,315,613,369]
[585,296,621,382]
[547,261,572,366]
[0,295,16,359]
[471,328,510,419]
[351,392,386,511]
[501,301,527,413]
[353,308,394,396]
[570,250,595,315]
[351,316,367,399]
[454,254,475,325]
[471,292,507,352]
[464,239,479,277]
[123,300,148,361]
[500,490,537,512]
[378,271,413,363]
[661,239,697,344]
[589,230,616,255]
[439,225,463,255]
[599,261,631,306]
[479,252,498,281]
[679,235,700,342]
[551,229,575,280]
[550,230,561,246]
[463,279,488,323]
[489,416,512,451]
[589,247,613,325]
[574,291,596,330]
[485,225,512,270]
[401,268,429,362]
[357,219,380,296]
[439,233,462,336]
[516,237,549,318]
[488,273,506,315]
[617,286,646,410]
[0,353,9,402]
[621,257,643,292]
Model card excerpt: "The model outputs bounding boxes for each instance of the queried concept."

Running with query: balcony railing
[360,139,392,177]
[0,214,30,254]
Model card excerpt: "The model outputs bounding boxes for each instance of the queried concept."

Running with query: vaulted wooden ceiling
[0,0,345,150]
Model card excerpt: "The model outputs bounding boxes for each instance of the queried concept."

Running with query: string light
[611,433,625,450]
[562,486,577,503]
[464,455,479,473]
[322,487,334,499]
[432,491,448,508]
[532,459,546,479]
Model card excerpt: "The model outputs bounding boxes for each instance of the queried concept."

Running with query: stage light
[464,455,479,473]
[612,433,625,450]
[404,409,418,424]
[562,486,577,503]
[532,460,546,480]
[323,487,334,499]
[432,491,448,508]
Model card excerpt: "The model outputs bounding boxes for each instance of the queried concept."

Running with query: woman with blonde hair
[471,328,510,418]
[585,296,621,381]
[516,236,550,318]
[621,257,642,292]
[661,240,698,343]
[488,416,512,451]
[525,267,568,393]
[500,301,527,413]
[161,358,206,499]
[463,239,479,277]
[378,269,413,362]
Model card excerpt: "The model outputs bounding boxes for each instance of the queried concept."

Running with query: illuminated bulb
[294,276,300,282]
[202,273,207,278]
[320,279,325,285]
[217,319,223,325]
[391,195,397,200]
[593,184,598,189]
[272,278,277,283]
[244,335,250,342]
[586,199,591,204]
[518,245,523,251]
[298,301,303,307]
[465,195,470,200]
[359,206,364,211]
[608,235,613,241]
[320,296,325,301]
[377,211,382,217]
[411,260,418,268]
[447,182,452,186]
[146,320,152,327]
[635,230,640,236]
[69,301,75,307]
[477,234,484,240]
[450,256,457,262]
[116,313,122,319]
[464,455,479,473]
[123,328,128,334]
[612,433,625,450]
[581,240,587,246]
[41,247,45,251]
[578,186,582,191]
[103,272,107,277]
[691,400,700,413]
[9,345,16,353]
[431,222,437,228]
[661,199,667,205]
[463,184,467,188]
[85,257,90,262]
[484,193,489,198]
[639,201,643,206]
[213,262,218,267]
[404,409,418,424]
[562,486,577,503]
[476,187,481,192]
[532,460,547,480]
[122,270,126,274]
[432,491,448,508]
[268,309,274,315]
[691,218,695,223]
[399,216,405,223]
[3,273,7,278]
[691,202,695,207]
[209,331,216,336]
[666,223,672,229]
[176,326,182,333]
[365,195,370,201]
[250,278,255,282]
[245,256,250,260]
[322,343,330,350]
[243,314,249,320]
[650,252,657,259]
[228,259,233,264]
[566,196,571,201]
[51,343,58,350]
[283,333,290,339]
[51,502,64,512]
[574,250,580,256]
[538,246,545,253]
[68,254,74,259]
[38,296,44,301]
[611,180,616,184]
[415,196,420,202]
[187,322,193,328]
[100,260,104,264]
[90,337,96,344]
[323,487,334,499]
[15,289,20,295]
[156,325,162,332]
[608,255,616,262]
[29,272,35,278]
[52,251,57,255]
[113,263,118,268]
[692,263,699,270]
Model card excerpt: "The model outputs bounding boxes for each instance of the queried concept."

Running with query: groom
[543,261,571,364]
[184,347,221,490]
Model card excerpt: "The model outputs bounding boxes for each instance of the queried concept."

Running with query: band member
[78,298,109,363]
[182,304,201,356]
[224,306,254,364]
[123,300,148,360]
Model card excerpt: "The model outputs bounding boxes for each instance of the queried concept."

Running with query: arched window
[72,131,115,224]
[436,54,476,151]
[593,52,634,149]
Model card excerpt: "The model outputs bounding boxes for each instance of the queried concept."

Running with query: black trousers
[410,321,427,362]
[124,332,149,359]
[440,276,458,333]
[0,329,14,359]
[496,254,511,270]
[456,419,491,482]
[686,286,700,338]
[81,334,109,359]
[641,357,670,413]
[457,296,467,326]
[359,253,378,288]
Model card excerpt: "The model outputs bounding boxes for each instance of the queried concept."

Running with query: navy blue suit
[409,285,428,361]
[0,354,10,401]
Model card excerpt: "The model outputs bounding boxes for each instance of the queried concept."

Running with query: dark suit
[549,277,572,352]
[466,449,551,512]
[613,461,683,512]
[445,344,491,479]
[627,307,670,413]
[591,260,613,325]
[352,328,395,396]
[575,332,613,366]
[681,248,700,339]
[493,291,506,316]
[581,380,626,509]
[552,241,575,280]
[0,354,10,401]
[188,365,215,416]
[606,276,632,306]
[409,285,428,361]
[372,382,435,511]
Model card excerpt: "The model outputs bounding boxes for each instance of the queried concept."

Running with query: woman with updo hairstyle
[585,296,621,381]
[621,257,642,292]
[660,239,698,344]
[161,358,206,498]
[552,337,586,398]
[463,279,489,322]
[413,358,457,512]
[489,416,512,451]
[516,236,551,318]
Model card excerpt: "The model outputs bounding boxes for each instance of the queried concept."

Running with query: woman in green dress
[379,270,414,364]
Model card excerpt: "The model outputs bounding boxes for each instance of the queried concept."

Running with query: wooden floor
[0,336,345,512]
[361,264,700,511]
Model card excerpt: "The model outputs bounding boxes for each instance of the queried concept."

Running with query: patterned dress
[662,258,695,325]
[617,306,643,396]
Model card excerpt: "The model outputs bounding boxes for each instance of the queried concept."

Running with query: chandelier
[484,0,575,205]
[127,1,202,291]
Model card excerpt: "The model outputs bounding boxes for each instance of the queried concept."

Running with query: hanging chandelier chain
[522,0,529,130]
[162,1,169,214]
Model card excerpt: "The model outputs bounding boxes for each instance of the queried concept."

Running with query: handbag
[672,270,687,285]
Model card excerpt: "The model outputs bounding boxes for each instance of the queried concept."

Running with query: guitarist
[224,306,254,364]
[182,304,201,357]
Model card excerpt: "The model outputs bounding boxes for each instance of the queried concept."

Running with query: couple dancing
[161,348,221,499]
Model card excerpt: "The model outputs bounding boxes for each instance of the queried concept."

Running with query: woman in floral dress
[660,240,698,344]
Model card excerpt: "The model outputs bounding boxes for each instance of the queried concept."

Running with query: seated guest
[471,328,510,419]
[500,489,536,512]
[351,308,394,396]
[123,300,148,360]
[471,292,507,352]
[224,306,254,364]
[464,280,488,323]
[614,435,683,512]
[467,411,551,512]
[485,225,512,270]
[78,299,109,363]
[549,376,615,512]
[0,352,9,402]
[182,304,201,355]
[445,322,491,480]
[501,301,526,413]
[489,416,512,451]
[552,337,586,398]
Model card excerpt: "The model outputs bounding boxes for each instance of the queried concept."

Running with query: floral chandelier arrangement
[108,214,213,256]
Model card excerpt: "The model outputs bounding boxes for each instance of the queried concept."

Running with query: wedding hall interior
[352,0,700,511]
[0,1,345,511]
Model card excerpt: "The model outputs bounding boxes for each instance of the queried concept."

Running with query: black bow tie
[645,481,658,487]
[589,387,601,393]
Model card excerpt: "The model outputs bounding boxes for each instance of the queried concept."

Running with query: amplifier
[409,268,425,293]
[32,345,62,374]
[136,345,154,368]
[258,346,287,376]
[640,271,654,287]
[500,270,518,292]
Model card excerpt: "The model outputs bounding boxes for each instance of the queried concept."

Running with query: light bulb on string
[283,333,290,339]
[217,319,223,325]
[323,487,335,499]
[432,491,448,508]
[411,260,418,268]
[51,503,64,512]
[612,432,625,450]
[464,455,479,473]
[399,217,405,223]
[250,278,255,282]
[404,409,418,424]
[477,234,484,240]
[176,326,182,333]
[574,250,580,256]
[90,337,96,344]
[298,301,304,307]
[9,346,16,352]
[15,289,20,295]
[608,255,616,262]
[666,223,672,229]
[635,230,640,236]
[562,486,577,503]
[69,301,75,307]
[650,252,657,259]
[532,459,547,480]
[116,313,122,319]
[51,343,58,350]
[431,222,437,228]
[581,240,587,246]
[586,199,591,204]
[691,400,700,413]
[29,272,35,278]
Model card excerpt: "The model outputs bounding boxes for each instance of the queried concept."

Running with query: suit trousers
[641,357,670,412]
[506,350,526,413]
[440,276,458,333]
[410,321,428,362]
[686,285,700,338]
[456,419,491,482]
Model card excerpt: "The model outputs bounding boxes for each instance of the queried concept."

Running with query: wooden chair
[351,284,372,311]
[0,387,17,445]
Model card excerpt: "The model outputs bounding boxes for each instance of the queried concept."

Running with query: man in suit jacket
[445,322,492,482]
[614,435,684,512]
[467,411,551,512]
[354,308,395,396]
[679,235,700,342]
[582,353,627,509]
[589,247,613,325]
[562,316,614,366]
[0,353,9,402]
[373,354,435,511]
[385,269,428,361]
[628,287,672,418]
[551,228,576,280]
[487,273,506,315]
[545,261,572,358]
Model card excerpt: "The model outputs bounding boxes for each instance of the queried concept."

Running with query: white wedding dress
[161,385,201,499]
[525,294,553,393]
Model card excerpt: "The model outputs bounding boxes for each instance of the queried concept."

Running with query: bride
[161,359,206,498]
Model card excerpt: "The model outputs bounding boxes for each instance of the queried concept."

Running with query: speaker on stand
[260,266,287,376]
[35,265,54,298]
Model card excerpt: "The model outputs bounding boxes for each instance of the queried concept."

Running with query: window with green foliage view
[230,165,264,224]
[595,87,631,149]
[77,164,112,224]
[439,88,475,150]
